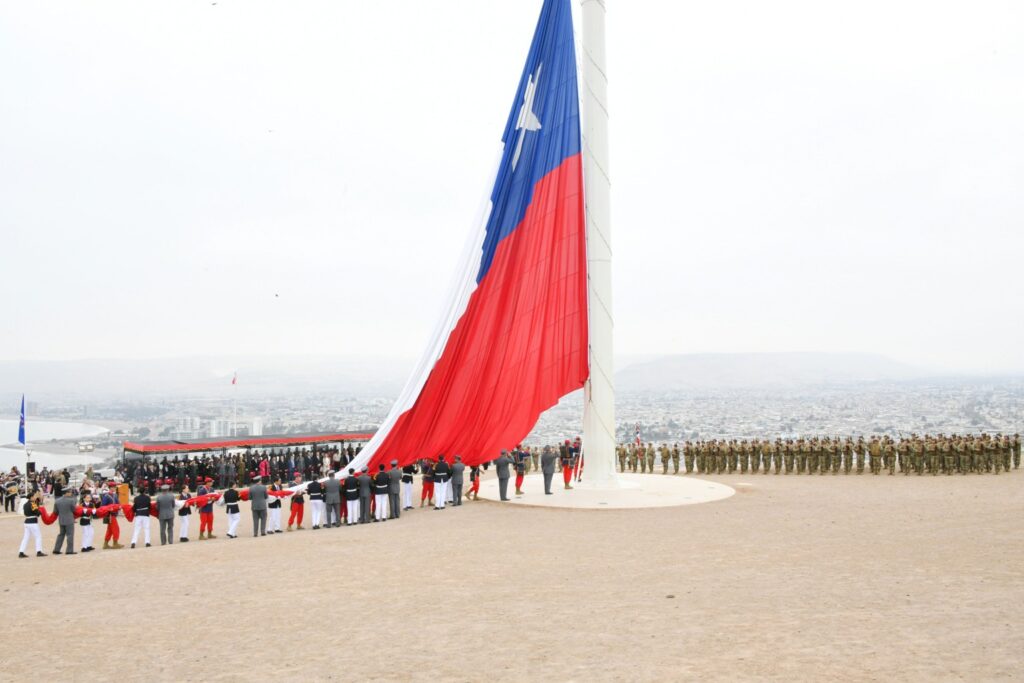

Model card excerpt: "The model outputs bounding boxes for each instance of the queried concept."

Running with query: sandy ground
[1,470,1021,682]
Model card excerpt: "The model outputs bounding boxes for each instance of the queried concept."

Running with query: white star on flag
[512,63,543,171]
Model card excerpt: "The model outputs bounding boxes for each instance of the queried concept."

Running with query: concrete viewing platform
[476,472,735,509]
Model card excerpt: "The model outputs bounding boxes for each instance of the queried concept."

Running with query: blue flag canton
[18,396,26,445]
[476,0,581,283]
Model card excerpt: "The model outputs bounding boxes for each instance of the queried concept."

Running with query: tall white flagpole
[581,0,617,485]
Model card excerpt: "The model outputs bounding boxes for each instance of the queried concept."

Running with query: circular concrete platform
[476,472,735,509]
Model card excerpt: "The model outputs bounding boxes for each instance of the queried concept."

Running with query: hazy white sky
[1,1,1021,372]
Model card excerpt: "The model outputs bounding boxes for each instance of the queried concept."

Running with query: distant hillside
[614,353,923,392]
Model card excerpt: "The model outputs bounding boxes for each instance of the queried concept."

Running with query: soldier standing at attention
[636,442,646,474]
[942,436,955,475]
[738,440,749,474]
[854,437,865,474]
[645,442,655,474]
[307,477,325,529]
[660,443,670,474]
[868,437,881,475]
[761,440,774,475]
[683,441,694,474]
[617,444,627,473]
[531,446,540,473]
[671,443,680,474]
[1013,433,1021,469]
[884,437,896,475]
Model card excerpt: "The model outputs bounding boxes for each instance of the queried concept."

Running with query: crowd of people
[9,432,1019,558]
[617,433,1022,475]
[11,438,587,559]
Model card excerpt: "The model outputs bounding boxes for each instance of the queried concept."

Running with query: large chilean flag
[357,0,587,469]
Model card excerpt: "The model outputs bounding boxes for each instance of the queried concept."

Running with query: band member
[401,462,417,510]
[178,485,193,542]
[343,467,360,526]
[287,472,305,531]
[221,482,241,538]
[197,477,217,540]
[130,487,152,549]
[514,446,528,495]
[560,440,574,490]
[79,492,97,552]
[373,464,390,522]
[18,491,47,558]
[467,465,481,501]
[100,481,123,550]
[307,477,325,530]
[419,459,435,508]
[268,476,284,533]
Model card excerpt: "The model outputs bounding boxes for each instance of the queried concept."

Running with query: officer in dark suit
[155,483,177,545]
[493,450,513,501]
[450,456,466,506]
[541,445,558,494]
[324,471,342,528]
[249,476,268,537]
[357,467,372,523]
[387,461,402,519]
[52,488,77,555]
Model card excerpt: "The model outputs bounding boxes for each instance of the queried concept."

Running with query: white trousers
[310,500,325,527]
[19,524,42,553]
[402,481,413,509]
[374,493,388,521]
[227,512,241,537]
[269,507,282,532]
[179,515,190,539]
[132,516,151,545]
[346,499,359,525]
[81,525,94,550]
[435,481,448,508]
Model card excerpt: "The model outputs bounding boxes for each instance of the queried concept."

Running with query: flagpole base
[476,473,734,510]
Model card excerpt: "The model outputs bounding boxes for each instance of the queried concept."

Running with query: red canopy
[123,432,373,456]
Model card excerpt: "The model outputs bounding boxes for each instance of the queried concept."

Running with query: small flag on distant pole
[18,394,26,445]
[634,422,641,447]
[231,372,237,386]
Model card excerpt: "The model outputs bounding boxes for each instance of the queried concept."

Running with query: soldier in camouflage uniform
[855,436,865,474]
[1014,433,1021,469]
[717,441,728,474]
[659,443,670,474]
[671,443,680,474]
[645,443,655,474]
[831,437,842,474]
[941,436,954,475]
[1002,434,1012,472]
[637,444,646,474]
[926,436,939,475]
[738,440,748,474]
[868,436,881,475]
[617,444,626,473]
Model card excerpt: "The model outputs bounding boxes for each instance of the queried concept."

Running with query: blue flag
[18,394,25,445]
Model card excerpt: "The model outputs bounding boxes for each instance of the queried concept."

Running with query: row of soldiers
[618,433,1022,475]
